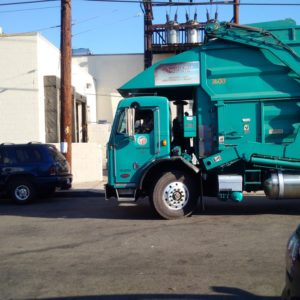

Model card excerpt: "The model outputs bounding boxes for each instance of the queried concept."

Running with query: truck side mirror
[126,107,135,137]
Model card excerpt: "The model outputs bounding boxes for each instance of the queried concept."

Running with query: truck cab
[106,94,202,219]
[107,96,170,187]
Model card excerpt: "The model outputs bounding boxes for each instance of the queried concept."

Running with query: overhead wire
[72,11,142,37]
[1,0,300,7]
[0,5,59,14]
[83,0,300,6]
[2,0,300,40]
[0,0,58,6]
[1,0,300,6]
[4,4,136,36]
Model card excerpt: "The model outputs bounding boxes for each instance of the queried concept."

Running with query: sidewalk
[58,176,107,196]
[70,176,107,191]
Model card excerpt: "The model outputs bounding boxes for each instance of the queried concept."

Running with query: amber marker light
[161,140,167,146]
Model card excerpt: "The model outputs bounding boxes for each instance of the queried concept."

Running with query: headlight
[286,233,300,277]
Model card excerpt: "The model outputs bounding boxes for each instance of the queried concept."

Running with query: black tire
[8,178,36,204]
[151,171,198,220]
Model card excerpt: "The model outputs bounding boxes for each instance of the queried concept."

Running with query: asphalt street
[0,187,299,300]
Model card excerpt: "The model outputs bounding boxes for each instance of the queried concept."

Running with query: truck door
[113,107,159,184]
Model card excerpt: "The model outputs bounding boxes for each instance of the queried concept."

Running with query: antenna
[215,7,218,21]
[206,9,209,22]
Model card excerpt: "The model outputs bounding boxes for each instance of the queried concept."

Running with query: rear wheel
[8,178,36,204]
[151,171,198,220]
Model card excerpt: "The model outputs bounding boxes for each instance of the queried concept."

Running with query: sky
[1,0,300,54]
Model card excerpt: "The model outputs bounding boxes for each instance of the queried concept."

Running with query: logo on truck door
[137,136,148,146]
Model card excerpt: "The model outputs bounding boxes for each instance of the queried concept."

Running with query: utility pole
[60,0,72,168]
[233,0,239,24]
[143,0,153,69]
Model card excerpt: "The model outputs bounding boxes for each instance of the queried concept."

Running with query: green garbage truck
[105,19,300,219]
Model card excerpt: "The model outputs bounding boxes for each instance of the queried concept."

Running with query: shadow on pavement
[26,287,280,300]
[55,189,105,198]
[0,189,159,220]
[0,188,300,220]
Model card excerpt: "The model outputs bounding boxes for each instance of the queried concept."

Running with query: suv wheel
[8,179,36,204]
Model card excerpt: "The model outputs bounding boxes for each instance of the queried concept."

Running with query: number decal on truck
[212,78,226,85]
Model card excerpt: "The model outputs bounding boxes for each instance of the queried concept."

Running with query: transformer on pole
[143,0,240,69]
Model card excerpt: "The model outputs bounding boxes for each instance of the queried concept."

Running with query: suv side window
[1,148,17,165]
[15,147,43,163]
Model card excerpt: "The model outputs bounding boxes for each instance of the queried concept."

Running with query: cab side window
[135,110,153,134]
[117,111,127,134]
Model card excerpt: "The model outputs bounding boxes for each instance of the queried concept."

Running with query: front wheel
[151,171,198,220]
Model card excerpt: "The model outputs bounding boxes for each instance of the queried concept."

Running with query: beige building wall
[53,143,103,183]
[0,33,40,143]
[0,32,97,144]
[37,34,61,143]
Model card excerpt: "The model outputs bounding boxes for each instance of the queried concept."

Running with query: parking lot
[0,183,299,300]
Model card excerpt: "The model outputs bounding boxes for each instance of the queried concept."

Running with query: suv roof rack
[27,142,42,144]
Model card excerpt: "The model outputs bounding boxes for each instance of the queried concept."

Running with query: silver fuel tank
[264,171,300,199]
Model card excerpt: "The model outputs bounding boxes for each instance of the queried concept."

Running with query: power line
[0,5,59,14]
[1,0,300,7]
[8,8,122,34]
[84,0,300,6]
[72,12,142,36]
[0,0,58,6]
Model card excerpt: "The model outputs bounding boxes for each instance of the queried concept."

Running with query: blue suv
[0,143,72,204]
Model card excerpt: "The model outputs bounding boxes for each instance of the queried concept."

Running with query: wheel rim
[162,181,189,210]
[15,185,30,201]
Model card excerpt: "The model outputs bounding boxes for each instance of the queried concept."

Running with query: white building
[0,32,96,144]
